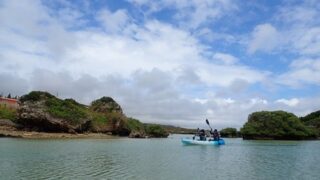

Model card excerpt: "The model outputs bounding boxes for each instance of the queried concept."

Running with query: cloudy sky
[1,0,320,129]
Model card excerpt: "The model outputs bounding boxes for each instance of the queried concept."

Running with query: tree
[220,128,238,137]
[7,93,11,98]
[300,110,320,136]
[241,111,317,140]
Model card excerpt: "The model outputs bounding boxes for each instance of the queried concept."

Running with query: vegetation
[241,111,317,140]
[156,124,196,134]
[300,110,320,136]
[145,124,169,138]
[127,118,145,132]
[0,105,16,120]
[90,96,122,113]
[20,91,54,102]
[45,98,88,124]
[220,128,239,138]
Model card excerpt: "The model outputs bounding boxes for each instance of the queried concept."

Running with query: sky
[1,0,320,129]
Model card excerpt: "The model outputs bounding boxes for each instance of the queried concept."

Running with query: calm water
[0,134,319,180]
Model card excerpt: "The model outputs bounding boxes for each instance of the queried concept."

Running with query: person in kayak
[199,129,206,141]
[213,129,220,141]
[193,128,200,140]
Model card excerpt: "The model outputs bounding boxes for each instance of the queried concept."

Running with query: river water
[0,134,319,180]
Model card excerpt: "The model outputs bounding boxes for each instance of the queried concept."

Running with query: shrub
[220,128,238,137]
[145,124,169,137]
[45,98,88,124]
[126,118,144,132]
[20,91,54,102]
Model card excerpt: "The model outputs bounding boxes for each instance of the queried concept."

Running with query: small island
[0,91,169,138]
[240,111,319,140]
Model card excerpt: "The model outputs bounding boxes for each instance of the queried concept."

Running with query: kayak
[181,137,225,145]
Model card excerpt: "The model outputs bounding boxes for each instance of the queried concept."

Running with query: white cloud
[248,23,280,54]
[0,0,268,128]
[277,58,320,87]
[96,9,130,33]
[193,98,208,104]
[277,4,319,26]
[129,0,237,29]
[269,2,320,56]
[196,63,267,87]
[215,98,235,106]
[291,27,320,56]
[213,53,238,65]
[1,0,320,129]
[276,98,299,107]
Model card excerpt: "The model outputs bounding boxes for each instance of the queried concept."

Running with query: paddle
[206,119,214,141]
[205,119,212,131]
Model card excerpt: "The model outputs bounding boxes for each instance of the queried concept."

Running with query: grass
[127,118,145,131]
[0,105,16,120]
[45,97,88,124]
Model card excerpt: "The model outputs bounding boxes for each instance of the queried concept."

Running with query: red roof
[0,97,18,103]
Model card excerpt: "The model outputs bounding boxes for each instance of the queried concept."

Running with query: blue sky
[1,0,320,128]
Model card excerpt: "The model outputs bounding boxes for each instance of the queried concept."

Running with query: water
[0,134,319,180]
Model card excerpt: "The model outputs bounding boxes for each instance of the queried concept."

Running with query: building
[0,97,19,109]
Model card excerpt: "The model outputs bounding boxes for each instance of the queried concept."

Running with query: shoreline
[0,127,119,139]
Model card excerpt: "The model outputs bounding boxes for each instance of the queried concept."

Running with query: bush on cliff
[241,111,317,140]
[127,118,145,132]
[126,118,146,138]
[90,97,123,114]
[19,91,54,102]
[45,98,88,124]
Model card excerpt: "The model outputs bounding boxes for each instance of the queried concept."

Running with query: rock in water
[129,130,146,138]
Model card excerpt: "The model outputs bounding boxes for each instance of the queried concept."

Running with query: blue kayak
[181,137,225,145]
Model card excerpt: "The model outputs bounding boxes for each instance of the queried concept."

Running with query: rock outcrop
[17,92,91,133]
[129,130,146,138]
[89,96,129,135]
[90,97,123,114]
[2,91,169,138]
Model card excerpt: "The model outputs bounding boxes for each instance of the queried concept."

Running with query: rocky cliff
[4,91,168,138]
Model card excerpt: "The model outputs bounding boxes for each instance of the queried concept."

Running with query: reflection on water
[0,135,319,180]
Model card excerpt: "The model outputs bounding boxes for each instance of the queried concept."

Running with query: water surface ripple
[1,135,319,180]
